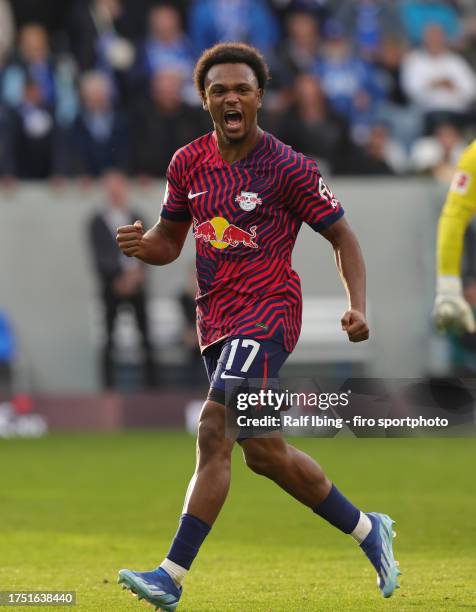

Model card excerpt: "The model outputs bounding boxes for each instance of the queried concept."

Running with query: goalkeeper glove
[433,276,476,333]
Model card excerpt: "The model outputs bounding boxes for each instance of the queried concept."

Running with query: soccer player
[434,140,476,333]
[116,43,400,610]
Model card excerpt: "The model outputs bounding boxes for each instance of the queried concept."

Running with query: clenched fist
[341,309,369,342]
[116,220,145,258]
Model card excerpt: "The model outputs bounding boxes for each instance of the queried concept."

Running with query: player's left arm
[320,217,369,343]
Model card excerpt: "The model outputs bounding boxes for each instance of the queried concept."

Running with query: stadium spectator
[88,170,157,388]
[401,23,476,130]
[129,70,209,178]
[410,122,466,182]
[70,71,129,177]
[11,78,57,179]
[0,0,15,67]
[375,36,424,149]
[8,0,74,45]
[132,4,197,105]
[1,24,77,127]
[188,0,280,56]
[315,19,384,143]
[334,0,405,61]
[276,73,346,172]
[399,0,461,46]
[68,0,139,102]
[68,0,137,70]
[4,24,57,109]
[334,122,407,175]
[269,0,332,25]
[2,0,474,179]
[270,10,321,88]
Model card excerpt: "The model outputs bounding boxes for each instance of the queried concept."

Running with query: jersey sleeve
[437,141,476,277]
[160,151,191,222]
[285,156,344,231]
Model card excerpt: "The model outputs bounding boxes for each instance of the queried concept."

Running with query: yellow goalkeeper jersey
[437,140,476,277]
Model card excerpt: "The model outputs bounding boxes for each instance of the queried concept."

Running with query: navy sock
[166,513,211,570]
[313,484,360,534]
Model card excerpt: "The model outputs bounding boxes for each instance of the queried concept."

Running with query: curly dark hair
[193,42,270,94]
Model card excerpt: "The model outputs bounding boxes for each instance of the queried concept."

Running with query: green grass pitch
[1,432,475,611]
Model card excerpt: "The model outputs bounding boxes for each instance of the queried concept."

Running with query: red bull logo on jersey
[193,217,259,250]
[235,191,262,211]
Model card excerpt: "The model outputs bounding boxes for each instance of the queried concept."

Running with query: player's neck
[215,126,263,165]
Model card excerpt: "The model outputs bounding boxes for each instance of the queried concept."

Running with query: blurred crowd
[1,0,476,182]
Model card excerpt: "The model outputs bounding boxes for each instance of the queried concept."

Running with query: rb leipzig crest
[235,191,262,211]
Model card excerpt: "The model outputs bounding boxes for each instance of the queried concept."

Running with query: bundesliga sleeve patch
[450,170,471,196]
[318,177,339,209]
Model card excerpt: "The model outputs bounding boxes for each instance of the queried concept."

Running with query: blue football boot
[360,512,401,598]
[118,567,182,611]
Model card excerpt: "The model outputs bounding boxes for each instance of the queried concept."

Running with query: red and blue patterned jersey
[160,131,344,353]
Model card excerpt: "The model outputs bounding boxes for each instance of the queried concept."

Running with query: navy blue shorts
[203,336,289,404]
[203,336,290,438]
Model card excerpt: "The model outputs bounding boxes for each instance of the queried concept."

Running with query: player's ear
[257,88,263,109]
[201,91,209,111]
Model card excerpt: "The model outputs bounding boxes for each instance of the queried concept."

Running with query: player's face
[202,63,262,144]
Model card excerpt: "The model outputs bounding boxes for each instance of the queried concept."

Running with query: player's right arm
[434,141,476,332]
[116,218,191,265]
[117,149,192,265]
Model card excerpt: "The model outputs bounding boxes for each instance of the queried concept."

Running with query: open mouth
[224,110,243,131]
